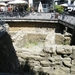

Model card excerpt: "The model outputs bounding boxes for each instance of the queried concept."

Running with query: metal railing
[0,12,59,22]
[58,14,75,26]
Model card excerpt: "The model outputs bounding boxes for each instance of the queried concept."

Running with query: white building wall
[73,1,75,5]
[68,0,71,4]
[29,0,33,7]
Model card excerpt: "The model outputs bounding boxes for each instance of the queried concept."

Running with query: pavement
[0,12,59,23]
[0,12,58,20]
[1,12,75,27]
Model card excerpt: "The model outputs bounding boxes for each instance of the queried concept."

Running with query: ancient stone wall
[8,21,74,75]
[2,30,74,75]
[10,30,74,75]
[16,45,75,75]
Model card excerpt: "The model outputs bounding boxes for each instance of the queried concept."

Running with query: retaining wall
[16,45,75,75]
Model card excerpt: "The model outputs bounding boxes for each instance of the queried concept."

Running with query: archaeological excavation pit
[7,22,74,75]
[10,28,72,50]
[8,22,72,49]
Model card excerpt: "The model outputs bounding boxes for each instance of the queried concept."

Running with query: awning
[0,3,7,6]
[60,3,75,7]
[8,0,28,5]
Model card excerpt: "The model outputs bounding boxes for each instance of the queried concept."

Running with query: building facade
[28,0,74,12]
[54,0,75,5]
[28,0,54,12]
[0,0,74,12]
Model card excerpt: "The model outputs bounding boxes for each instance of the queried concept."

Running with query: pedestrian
[62,12,65,20]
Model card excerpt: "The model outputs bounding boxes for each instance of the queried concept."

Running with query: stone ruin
[8,27,75,75]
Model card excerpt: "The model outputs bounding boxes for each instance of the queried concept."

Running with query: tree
[54,5,64,13]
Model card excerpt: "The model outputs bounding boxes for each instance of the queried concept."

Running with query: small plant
[24,41,38,48]
[54,5,64,13]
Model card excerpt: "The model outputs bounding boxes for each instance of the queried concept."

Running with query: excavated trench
[8,26,73,75]
[10,27,71,49]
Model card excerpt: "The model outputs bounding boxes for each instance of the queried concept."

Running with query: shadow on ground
[0,31,23,74]
[21,58,49,75]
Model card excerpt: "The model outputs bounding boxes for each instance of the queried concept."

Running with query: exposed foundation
[8,22,74,75]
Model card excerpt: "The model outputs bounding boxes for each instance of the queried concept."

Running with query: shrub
[54,5,64,13]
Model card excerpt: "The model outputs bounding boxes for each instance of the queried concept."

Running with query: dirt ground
[9,27,36,31]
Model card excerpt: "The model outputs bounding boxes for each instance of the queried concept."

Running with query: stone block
[17,53,22,57]
[55,61,62,65]
[32,56,44,61]
[40,61,50,67]
[33,66,41,72]
[12,30,23,42]
[42,67,53,74]
[20,53,44,61]
[43,45,56,54]
[54,67,68,75]
[60,67,70,73]
[53,55,62,61]
[16,49,28,53]
[32,61,40,67]
[56,45,72,54]
[40,52,46,57]
[64,37,71,45]
[45,30,55,45]
[72,60,75,66]
[63,57,72,68]
[48,57,55,62]
[72,46,75,60]
[55,33,64,44]
[50,62,56,66]
[71,66,75,74]
[3,23,9,32]
[18,57,24,62]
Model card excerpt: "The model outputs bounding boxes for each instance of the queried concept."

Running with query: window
[71,1,74,4]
